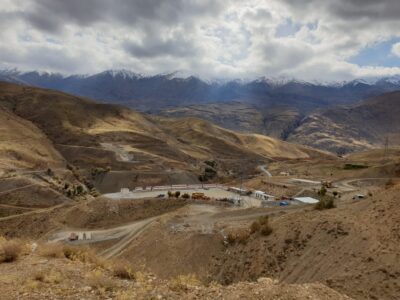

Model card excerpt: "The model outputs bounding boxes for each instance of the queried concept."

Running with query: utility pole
[384,136,389,160]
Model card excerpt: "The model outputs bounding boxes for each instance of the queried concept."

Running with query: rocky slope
[0,244,350,300]
[159,102,302,139]
[287,91,400,154]
[212,183,400,300]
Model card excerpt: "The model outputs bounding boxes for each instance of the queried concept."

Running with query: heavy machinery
[192,192,205,199]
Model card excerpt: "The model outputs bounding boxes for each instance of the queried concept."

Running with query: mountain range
[2,69,400,113]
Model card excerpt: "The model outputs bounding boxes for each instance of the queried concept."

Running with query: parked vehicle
[68,233,78,241]
[279,201,289,206]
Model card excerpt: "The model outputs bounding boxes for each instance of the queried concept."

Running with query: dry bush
[236,230,250,245]
[62,245,105,268]
[33,270,63,284]
[315,197,335,210]
[260,223,273,236]
[226,232,237,244]
[225,229,250,245]
[38,243,65,258]
[86,269,116,292]
[169,274,201,292]
[258,215,269,226]
[0,239,23,263]
[112,261,136,280]
[250,221,261,234]
[249,215,273,236]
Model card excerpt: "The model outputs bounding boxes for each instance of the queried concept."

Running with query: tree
[76,185,84,195]
[319,186,327,196]
[182,193,190,199]
[175,191,181,198]
[167,191,173,198]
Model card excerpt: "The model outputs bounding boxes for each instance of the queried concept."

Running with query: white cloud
[391,42,400,57]
[0,0,400,80]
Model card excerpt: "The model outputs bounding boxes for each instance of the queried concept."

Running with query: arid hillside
[159,102,302,139]
[287,91,400,154]
[0,81,329,185]
[212,183,400,300]
[0,105,64,170]
[0,239,350,300]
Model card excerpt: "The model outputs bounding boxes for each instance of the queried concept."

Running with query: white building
[294,197,319,204]
[120,188,130,195]
[254,190,275,201]
[228,187,248,195]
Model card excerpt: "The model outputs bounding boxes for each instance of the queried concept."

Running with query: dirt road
[259,165,272,177]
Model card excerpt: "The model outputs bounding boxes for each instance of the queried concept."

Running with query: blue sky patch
[348,38,400,67]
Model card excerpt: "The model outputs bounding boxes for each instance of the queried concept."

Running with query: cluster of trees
[167,191,190,199]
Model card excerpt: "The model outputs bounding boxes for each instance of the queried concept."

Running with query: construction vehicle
[191,192,205,199]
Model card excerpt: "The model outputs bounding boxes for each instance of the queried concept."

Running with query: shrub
[250,221,261,234]
[62,245,105,268]
[0,240,22,263]
[332,191,338,197]
[343,164,368,170]
[315,197,336,210]
[258,215,269,226]
[112,261,135,280]
[318,186,327,196]
[86,269,115,292]
[33,270,63,284]
[182,193,190,199]
[167,191,173,198]
[175,191,181,198]
[226,232,236,244]
[236,230,250,244]
[38,243,65,258]
[260,223,273,236]
[169,274,200,292]
[76,185,84,195]
[249,215,273,236]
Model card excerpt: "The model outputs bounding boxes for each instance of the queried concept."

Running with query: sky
[1,0,400,81]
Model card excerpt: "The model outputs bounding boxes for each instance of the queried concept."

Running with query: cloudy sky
[1,0,400,81]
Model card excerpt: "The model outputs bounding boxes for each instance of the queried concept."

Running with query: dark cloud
[123,32,200,58]
[282,0,400,22]
[23,0,224,33]
[1,0,400,79]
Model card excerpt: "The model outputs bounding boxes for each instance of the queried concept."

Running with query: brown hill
[287,91,400,154]
[212,184,400,300]
[0,105,64,170]
[160,102,302,139]
[0,244,350,300]
[0,81,329,189]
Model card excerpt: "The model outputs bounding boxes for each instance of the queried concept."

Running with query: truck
[68,232,78,241]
